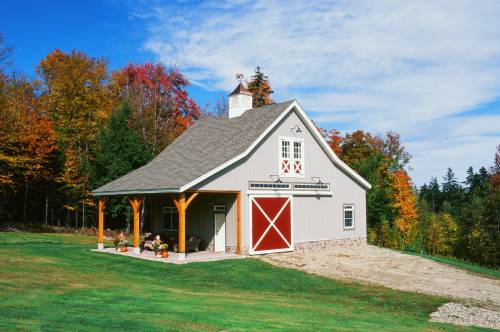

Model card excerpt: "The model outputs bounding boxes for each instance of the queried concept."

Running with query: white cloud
[135,0,500,184]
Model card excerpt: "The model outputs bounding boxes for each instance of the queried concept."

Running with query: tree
[441,168,463,214]
[491,145,500,189]
[0,74,57,222]
[0,33,12,73]
[320,128,343,156]
[110,63,200,156]
[247,66,273,107]
[425,211,458,256]
[93,101,152,229]
[213,96,228,116]
[390,170,418,245]
[36,49,111,201]
[419,177,441,212]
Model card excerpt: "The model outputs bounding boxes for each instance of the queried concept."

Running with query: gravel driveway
[259,244,500,308]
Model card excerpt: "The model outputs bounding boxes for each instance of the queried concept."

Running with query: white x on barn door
[250,196,293,254]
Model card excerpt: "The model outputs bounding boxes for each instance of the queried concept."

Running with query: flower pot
[161,249,169,258]
[155,252,162,258]
[119,246,128,252]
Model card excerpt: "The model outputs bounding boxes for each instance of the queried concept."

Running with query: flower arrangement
[114,232,128,252]
[153,242,169,258]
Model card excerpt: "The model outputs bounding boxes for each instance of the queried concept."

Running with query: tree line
[1,34,497,266]
[0,35,274,231]
[321,130,499,267]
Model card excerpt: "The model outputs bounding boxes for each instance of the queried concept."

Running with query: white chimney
[228,83,253,118]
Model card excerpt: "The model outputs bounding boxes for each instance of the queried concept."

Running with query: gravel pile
[430,302,500,330]
[260,245,500,307]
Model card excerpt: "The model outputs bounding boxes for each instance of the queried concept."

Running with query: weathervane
[236,73,245,83]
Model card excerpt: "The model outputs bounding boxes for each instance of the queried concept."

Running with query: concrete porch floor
[93,247,245,264]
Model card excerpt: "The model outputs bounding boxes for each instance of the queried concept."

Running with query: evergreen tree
[93,101,152,222]
[441,168,463,214]
[247,66,273,107]
[419,177,441,212]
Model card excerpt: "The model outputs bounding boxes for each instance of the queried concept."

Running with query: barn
[92,83,371,259]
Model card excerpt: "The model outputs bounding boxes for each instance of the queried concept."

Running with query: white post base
[133,247,140,255]
[178,252,186,261]
[97,243,104,250]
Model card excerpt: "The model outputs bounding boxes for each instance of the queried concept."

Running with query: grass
[405,251,500,279]
[0,232,488,331]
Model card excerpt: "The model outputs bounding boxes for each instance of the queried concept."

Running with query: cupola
[228,83,253,118]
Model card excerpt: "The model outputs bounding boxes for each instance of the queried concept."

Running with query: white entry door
[214,205,226,252]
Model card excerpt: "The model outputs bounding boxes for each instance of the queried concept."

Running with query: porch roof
[92,100,295,196]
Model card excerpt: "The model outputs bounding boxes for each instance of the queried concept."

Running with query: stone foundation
[293,237,367,251]
[224,238,366,255]
[225,246,249,255]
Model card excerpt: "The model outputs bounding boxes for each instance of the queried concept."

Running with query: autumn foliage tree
[390,169,418,245]
[110,63,200,155]
[247,66,273,108]
[36,49,111,202]
[321,128,416,249]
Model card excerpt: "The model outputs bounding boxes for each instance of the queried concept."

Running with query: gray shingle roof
[93,100,295,195]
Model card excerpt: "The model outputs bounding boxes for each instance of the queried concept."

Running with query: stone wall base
[225,246,249,255]
[293,237,367,251]
[225,238,366,255]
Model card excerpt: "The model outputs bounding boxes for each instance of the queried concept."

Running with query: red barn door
[250,196,293,254]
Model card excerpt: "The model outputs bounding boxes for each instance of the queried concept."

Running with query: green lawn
[405,251,500,279]
[0,233,487,331]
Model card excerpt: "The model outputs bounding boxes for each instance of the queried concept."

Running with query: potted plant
[152,242,162,257]
[160,244,169,258]
[114,232,128,252]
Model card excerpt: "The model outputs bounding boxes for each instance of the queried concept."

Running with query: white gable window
[279,137,304,177]
[343,204,354,229]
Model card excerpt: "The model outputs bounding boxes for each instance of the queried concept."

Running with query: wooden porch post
[97,197,105,250]
[236,192,241,255]
[171,192,198,260]
[128,197,143,254]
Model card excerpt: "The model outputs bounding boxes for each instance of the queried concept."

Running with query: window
[293,141,302,159]
[293,183,330,191]
[249,181,292,190]
[280,137,304,177]
[162,207,179,231]
[281,140,290,158]
[343,205,354,229]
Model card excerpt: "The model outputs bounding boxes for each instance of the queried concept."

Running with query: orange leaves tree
[110,63,200,156]
[247,66,273,108]
[36,49,111,200]
[0,74,57,221]
[390,169,418,245]
[322,129,416,248]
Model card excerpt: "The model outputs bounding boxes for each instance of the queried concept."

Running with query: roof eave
[92,187,182,197]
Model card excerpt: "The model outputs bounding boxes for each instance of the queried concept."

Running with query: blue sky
[2,0,499,185]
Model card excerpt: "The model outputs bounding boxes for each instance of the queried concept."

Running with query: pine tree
[93,101,152,220]
[441,168,463,214]
[247,66,273,107]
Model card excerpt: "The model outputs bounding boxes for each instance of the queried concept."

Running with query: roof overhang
[179,100,372,192]
[93,188,182,197]
[93,100,371,197]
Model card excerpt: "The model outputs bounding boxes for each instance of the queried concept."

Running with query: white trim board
[247,190,332,197]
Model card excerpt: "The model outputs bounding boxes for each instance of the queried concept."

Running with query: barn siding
[149,193,237,250]
[193,109,368,248]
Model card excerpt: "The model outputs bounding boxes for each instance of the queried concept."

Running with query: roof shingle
[93,100,295,195]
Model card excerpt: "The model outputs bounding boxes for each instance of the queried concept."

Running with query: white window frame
[343,204,355,230]
[279,136,304,177]
[162,206,179,231]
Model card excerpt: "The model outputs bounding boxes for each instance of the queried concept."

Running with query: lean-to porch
[96,191,242,261]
